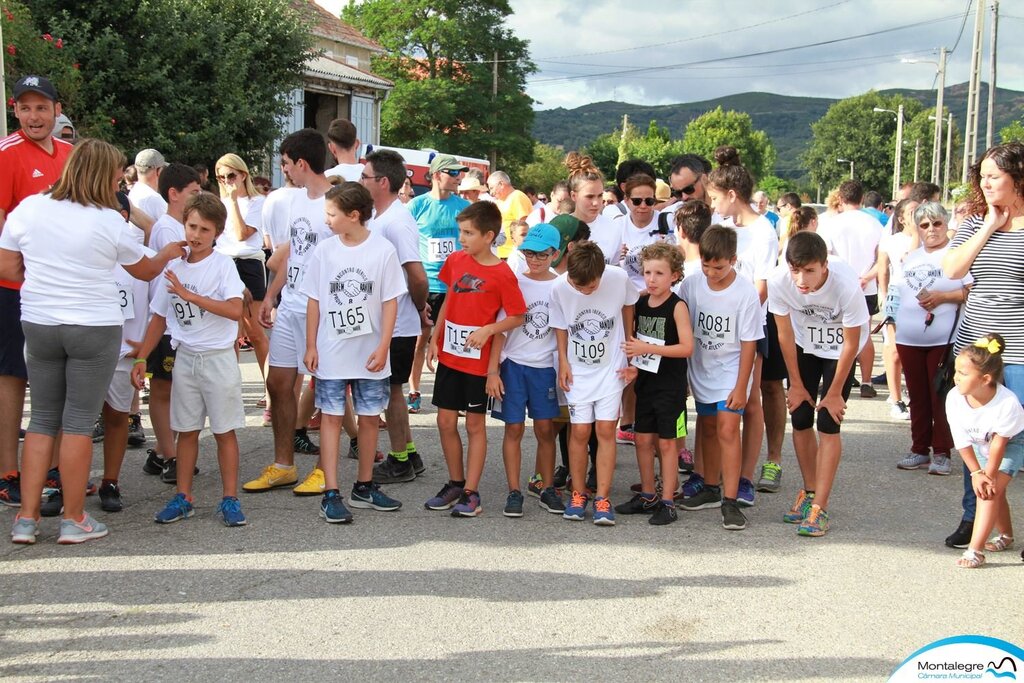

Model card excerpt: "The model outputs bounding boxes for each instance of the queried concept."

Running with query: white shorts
[567,392,621,424]
[170,346,245,434]
[104,357,135,414]
[268,307,306,369]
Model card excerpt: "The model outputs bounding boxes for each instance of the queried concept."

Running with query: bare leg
[436,408,464,481]
[57,434,93,521]
[356,414,380,483]
[502,422,525,491]
[635,432,658,494]
[267,366,298,467]
[101,404,129,481]
[149,377,176,460]
[464,413,488,491]
[792,428,818,491]
[761,379,786,465]
[593,419,618,499]
[718,412,742,499]
[811,432,842,509]
[858,337,875,386]
[213,431,240,498]
[658,436,679,498]
[320,414,343,490]
[174,431,200,499]
[568,422,592,495]
[385,384,409,453]
[0,376,26,474]
[740,355,764,479]
[533,419,556,486]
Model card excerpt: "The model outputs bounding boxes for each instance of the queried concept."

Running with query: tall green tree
[343,0,536,170]
[682,107,776,181]
[1001,120,1024,144]
[25,0,313,165]
[581,120,685,180]
[512,142,568,195]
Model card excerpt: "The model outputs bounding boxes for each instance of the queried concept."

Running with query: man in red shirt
[0,75,73,507]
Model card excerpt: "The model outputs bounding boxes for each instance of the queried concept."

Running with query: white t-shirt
[601,202,628,221]
[113,247,155,358]
[767,257,870,360]
[680,271,762,403]
[128,182,167,222]
[505,248,528,276]
[216,194,266,259]
[549,265,639,403]
[661,200,730,231]
[503,272,558,368]
[325,163,364,182]
[587,213,624,265]
[617,211,676,290]
[368,199,422,338]
[880,231,914,284]
[947,383,1024,460]
[0,195,144,326]
[525,203,555,227]
[733,214,779,285]
[261,187,301,250]
[150,214,184,252]
[277,190,331,316]
[299,232,406,381]
[150,251,245,352]
[895,245,973,347]
[816,209,883,295]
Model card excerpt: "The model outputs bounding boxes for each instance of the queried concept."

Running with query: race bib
[570,338,609,367]
[806,324,844,355]
[428,237,457,262]
[443,320,482,359]
[172,296,204,329]
[286,263,304,291]
[117,284,134,321]
[884,284,900,320]
[695,311,736,346]
[630,333,663,373]
[329,304,371,340]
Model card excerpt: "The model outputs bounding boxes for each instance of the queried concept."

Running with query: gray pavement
[1,348,1022,682]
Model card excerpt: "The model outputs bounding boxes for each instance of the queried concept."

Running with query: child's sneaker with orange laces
[562,490,589,521]
[593,497,616,526]
[797,504,829,537]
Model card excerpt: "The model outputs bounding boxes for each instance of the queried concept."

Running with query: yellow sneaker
[293,468,325,497]
[242,464,298,492]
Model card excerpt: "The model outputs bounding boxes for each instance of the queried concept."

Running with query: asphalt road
[1,350,1021,682]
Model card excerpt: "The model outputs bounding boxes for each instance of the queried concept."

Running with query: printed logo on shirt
[31,168,44,178]
[637,314,666,341]
[903,264,942,292]
[453,273,486,294]
[289,217,319,256]
[329,267,374,305]
[522,300,551,340]
[799,304,841,325]
[569,308,614,341]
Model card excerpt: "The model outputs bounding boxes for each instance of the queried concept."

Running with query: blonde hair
[216,153,258,199]
[564,152,604,192]
[49,138,124,210]
[825,188,842,212]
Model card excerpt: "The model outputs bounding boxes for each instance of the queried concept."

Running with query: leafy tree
[25,0,313,165]
[802,91,924,198]
[755,175,792,201]
[580,120,685,181]
[344,0,536,169]
[512,142,569,195]
[682,107,776,181]
[582,132,619,180]
[1001,120,1024,144]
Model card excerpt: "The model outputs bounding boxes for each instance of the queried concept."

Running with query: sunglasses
[521,249,554,260]
[630,197,657,207]
[918,221,946,229]
[440,169,463,178]
[217,172,238,183]
[671,184,697,198]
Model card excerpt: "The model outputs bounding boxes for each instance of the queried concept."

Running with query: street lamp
[874,105,905,199]
[837,158,854,180]
[902,48,947,186]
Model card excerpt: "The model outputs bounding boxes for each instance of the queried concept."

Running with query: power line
[948,0,974,56]
[534,49,936,71]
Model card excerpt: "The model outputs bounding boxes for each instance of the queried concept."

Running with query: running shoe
[945,520,974,549]
[592,497,615,526]
[307,410,321,432]
[681,486,722,511]
[372,454,416,484]
[615,427,635,445]
[888,399,910,421]
[58,513,109,544]
[756,461,782,493]
[451,490,482,517]
[552,465,569,490]
[99,481,123,513]
[409,450,425,475]
[615,493,658,515]
[539,486,565,514]
[562,490,589,521]
[11,514,38,544]
[678,472,705,501]
[425,482,464,510]
[154,493,193,524]
[350,484,402,511]
[320,490,353,523]
[737,477,755,507]
[293,432,320,455]
[783,489,814,524]
[0,472,21,508]
[161,458,198,485]
[127,413,146,447]
[503,490,524,518]
[722,500,747,531]
[896,453,931,470]
[860,383,877,398]
[928,454,952,476]
[407,391,422,414]
[242,464,298,492]
[40,489,63,517]
[649,501,678,526]
[217,497,247,526]
[526,474,544,498]
[292,468,325,496]
[143,449,167,475]
[797,504,829,536]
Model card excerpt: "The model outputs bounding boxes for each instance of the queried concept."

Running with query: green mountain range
[532,82,1024,180]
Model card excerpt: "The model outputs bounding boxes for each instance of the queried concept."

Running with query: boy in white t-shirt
[550,241,640,526]
[132,193,248,527]
[492,224,565,517]
[679,227,761,531]
[768,231,870,537]
[301,183,406,523]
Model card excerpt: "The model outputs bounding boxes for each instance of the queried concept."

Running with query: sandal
[956,549,986,569]
[984,534,1014,552]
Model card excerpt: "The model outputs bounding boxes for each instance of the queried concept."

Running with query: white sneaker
[889,400,910,421]
[897,453,931,470]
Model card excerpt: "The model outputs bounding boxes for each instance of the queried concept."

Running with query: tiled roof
[293,0,385,53]
[305,54,393,90]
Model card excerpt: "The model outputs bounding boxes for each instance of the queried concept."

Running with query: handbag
[932,305,962,401]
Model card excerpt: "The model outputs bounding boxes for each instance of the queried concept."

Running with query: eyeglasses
[360,173,385,182]
[630,197,657,207]
[521,249,554,260]
[440,169,463,178]
[216,172,238,183]
[918,221,946,229]
[671,184,697,198]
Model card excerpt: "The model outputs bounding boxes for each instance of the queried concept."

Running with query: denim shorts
[695,400,744,417]
[315,377,390,416]
[975,438,1024,478]
[491,358,559,424]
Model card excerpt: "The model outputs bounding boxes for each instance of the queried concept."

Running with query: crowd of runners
[1,74,1023,570]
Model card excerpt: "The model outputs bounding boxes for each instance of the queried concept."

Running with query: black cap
[13,75,58,101]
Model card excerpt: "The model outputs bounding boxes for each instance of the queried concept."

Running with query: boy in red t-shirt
[425,202,526,517]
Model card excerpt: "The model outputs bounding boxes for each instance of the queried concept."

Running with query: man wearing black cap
[0,75,74,507]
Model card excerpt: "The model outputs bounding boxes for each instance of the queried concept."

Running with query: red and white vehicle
[362,145,489,195]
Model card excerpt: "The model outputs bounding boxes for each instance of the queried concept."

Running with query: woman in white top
[617,174,674,291]
[0,139,184,544]
[876,199,919,421]
[565,152,621,264]
[214,154,269,394]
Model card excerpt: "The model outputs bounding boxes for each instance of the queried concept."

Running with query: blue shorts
[695,400,744,417]
[492,358,559,424]
[974,439,1024,478]
[315,377,390,416]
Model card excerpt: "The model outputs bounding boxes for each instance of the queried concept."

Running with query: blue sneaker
[320,490,353,523]
[154,493,193,524]
[0,472,21,508]
[676,472,704,501]
[737,477,755,508]
[562,490,589,521]
[217,496,247,527]
[350,484,402,511]
[593,497,616,526]
[451,490,482,517]
[425,482,464,510]
[10,514,38,544]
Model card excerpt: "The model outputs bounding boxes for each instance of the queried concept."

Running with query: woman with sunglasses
[894,202,970,475]
[213,154,269,394]
[618,174,675,291]
[876,199,918,423]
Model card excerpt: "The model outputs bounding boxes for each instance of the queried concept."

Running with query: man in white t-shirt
[662,154,730,229]
[245,129,335,495]
[129,149,169,221]
[359,149,431,484]
[324,118,364,182]
[815,180,883,398]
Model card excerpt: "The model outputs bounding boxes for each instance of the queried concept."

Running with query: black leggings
[791,345,854,435]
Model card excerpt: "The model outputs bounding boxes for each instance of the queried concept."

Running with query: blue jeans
[961,363,1024,521]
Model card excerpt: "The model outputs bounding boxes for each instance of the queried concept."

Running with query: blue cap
[519,223,560,253]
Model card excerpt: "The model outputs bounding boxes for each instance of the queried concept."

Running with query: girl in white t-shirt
[946,335,1024,568]
[876,199,918,421]
[565,152,621,264]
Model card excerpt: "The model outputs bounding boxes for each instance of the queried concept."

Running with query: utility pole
[962,0,985,182]
[932,48,946,184]
[490,50,498,171]
[986,0,999,150]
[913,138,921,181]
[944,113,954,203]
[894,104,904,198]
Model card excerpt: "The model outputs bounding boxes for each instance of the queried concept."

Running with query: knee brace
[791,401,815,431]
[817,407,842,435]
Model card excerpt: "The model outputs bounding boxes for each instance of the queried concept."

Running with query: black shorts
[794,345,854,432]
[864,294,879,316]
[0,288,27,379]
[762,314,789,382]
[234,257,267,301]
[146,334,176,380]
[432,363,487,413]
[389,336,417,386]
[427,292,446,327]
[635,388,687,440]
